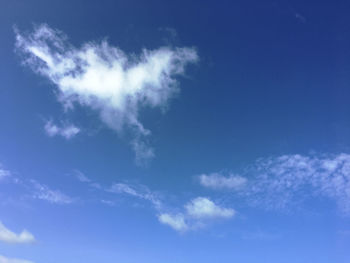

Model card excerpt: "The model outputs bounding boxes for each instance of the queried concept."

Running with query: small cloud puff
[185,197,235,219]
[44,120,80,139]
[0,165,11,180]
[158,213,188,232]
[158,197,235,232]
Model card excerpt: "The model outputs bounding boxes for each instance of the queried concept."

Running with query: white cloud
[0,222,35,244]
[72,170,101,189]
[159,197,235,232]
[109,183,161,209]
[31,180,73,204]
[0,165,11,180]
[72,170,91,183]
[158,213,188,232]
[185,197,235,219]
[198,173,247,190]
[44,120,80,139]
[0,255,34,263]
[244,153,350,213]
[16,24,198,162]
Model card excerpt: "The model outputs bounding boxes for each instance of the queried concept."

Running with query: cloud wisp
[0,165,11,180]
[0,255,34,263]
[246,153,350,213]
[0,222,35,244]
[78,178,234,232]
[158,197,235,232]
[109,182,162,209]
[15,24,198,163]
[198,172,247,190]
[31,180,74,205]
[44,120,80,139]
[199,153,350,215]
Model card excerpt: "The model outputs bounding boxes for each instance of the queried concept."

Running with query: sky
[1,0,350,262]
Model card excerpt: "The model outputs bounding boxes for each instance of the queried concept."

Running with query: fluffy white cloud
[44,120,80,139]
[16,24,198,162]
[0,222,35,244]
[198,173,247,190]
[158,213,188,232]
[243,153,350,213]
[185,197,235,219]
[159,197,235,232]
[0,255,34,263]
[31,180,73,204]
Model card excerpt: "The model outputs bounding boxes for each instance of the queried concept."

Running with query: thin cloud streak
[0,255,34,263]
[31,180,74,204]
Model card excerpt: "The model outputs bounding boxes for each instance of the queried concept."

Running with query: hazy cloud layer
[16,24,198,162]
[0,222,35,244]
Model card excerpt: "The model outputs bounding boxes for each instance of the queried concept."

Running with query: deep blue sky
[0,0,350,262]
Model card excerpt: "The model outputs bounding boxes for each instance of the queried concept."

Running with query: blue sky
[1,0,350,262]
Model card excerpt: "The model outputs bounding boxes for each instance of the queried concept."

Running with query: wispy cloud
[71,170,101,190]
[198,172,247,190]
[15,24,198,163]
[31,180,74,204]
[158,197,235,232]
[246,153,350,213]
[44,120,80,139]
[0,255,34,263]
[199,153,350,214]
[0,165,11,180]
[72,170,91,183]
[0,222,35,244]
[109,183,161,209]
